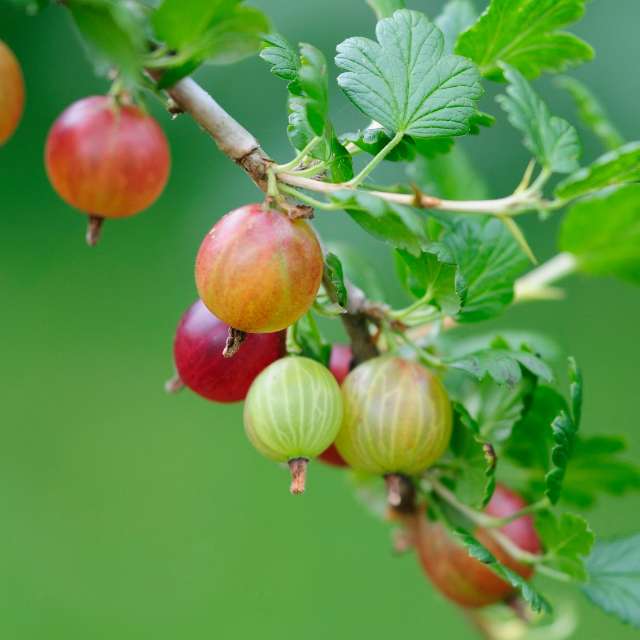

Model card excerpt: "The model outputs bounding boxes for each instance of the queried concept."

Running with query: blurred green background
[1,1,639,638]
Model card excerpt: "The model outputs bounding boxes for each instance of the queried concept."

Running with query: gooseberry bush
[5,0,640,636]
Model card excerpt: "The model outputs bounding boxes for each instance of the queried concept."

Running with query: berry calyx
[195,204,324,333]
[243,356,343,494]
[0,40,24,145]
[171,299,285,403]
[414,485,541,608]
[317,344,353,467]
[335,356,452,476]
[45,96,170,244]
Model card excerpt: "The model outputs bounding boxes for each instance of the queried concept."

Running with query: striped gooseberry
[335,356,452,488]
[45,96,170,244]
[195,204,323,333]
[243,356,343,494]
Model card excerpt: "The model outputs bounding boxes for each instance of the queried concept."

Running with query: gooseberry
[45,95,170,244]
[244,356,343,493]
[0,40,24,145]
[335,356,452,477]
[318,344,353,468]
[415,485,541,608]
[195,204,323,333]
[170,299,286,403]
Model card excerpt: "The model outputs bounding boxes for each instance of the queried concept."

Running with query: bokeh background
[1,1,639,638]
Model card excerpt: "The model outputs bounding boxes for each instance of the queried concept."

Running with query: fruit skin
[318,344,353,467]
[0,40,24,144]
[414,485,541,608]
[335,356,452,475]
[173,299,286,403]
[45,96,170,218]
[195,204,323,333]
[244,356,343,462]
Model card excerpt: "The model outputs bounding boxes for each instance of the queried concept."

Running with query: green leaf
[555,142,640,201]
[453,529,552,613]
[559,184,640,284]
[435,0,478,55]
[325,242,387,301]
[444,217,528,322]
[260,34,300,86]
[289,313,331,366]
[327,131,354,183]
[342,128,418,162]
[366,0,405,20]
[68,0,146,80]
[582,533,640,628]
[556,76,624,152]
[394,249,460,315]
[497,64,580,174]
[324,253,348,309]
[504,385,566,470]
[336,10,483,138]
[562,436,640,508]
[6,0,50,13]
[536,511,594,581]
[152,0,269,81]
[545,358,581,504]
[330,191,430,256]
[447,339,553,387]
[456,0,593,81]
[449,404,496,508]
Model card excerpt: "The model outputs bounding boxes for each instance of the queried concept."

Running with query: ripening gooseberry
[170,299,286,403]
[0,40,24,145]
[335,356,452,476]
[45,96,170,244]
[415,485,541,608]
[195,204,323,333]
[244,356,343,494]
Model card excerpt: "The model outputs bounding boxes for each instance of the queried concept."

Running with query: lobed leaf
[456,0,593,81]
[444,217,529,322]
[336,10,483,138]
[394,249,460,315]
[330,191,430,256]
[497,65,580,174]
[555,142,640,201]
[449,405,496,508]
[582,533,640,628]
[559,184,640,285]
[453,529,552,613]
[535,511,594,581]
[289,313,331,366]
[447,341,553,387]
[545,410,577,504]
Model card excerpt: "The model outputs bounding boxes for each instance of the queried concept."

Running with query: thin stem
[515,252,578,301]
[482,498,551,528]
[274,137,322,172]
[285,160,330,178]
[348,130,404,187]
[278,185,343,210]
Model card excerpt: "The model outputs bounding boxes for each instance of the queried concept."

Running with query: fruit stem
[222,328,246,358]
[288,458,309,495]
[86,215,104,247]
[384,474,416,513]
[164,371,185,394]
